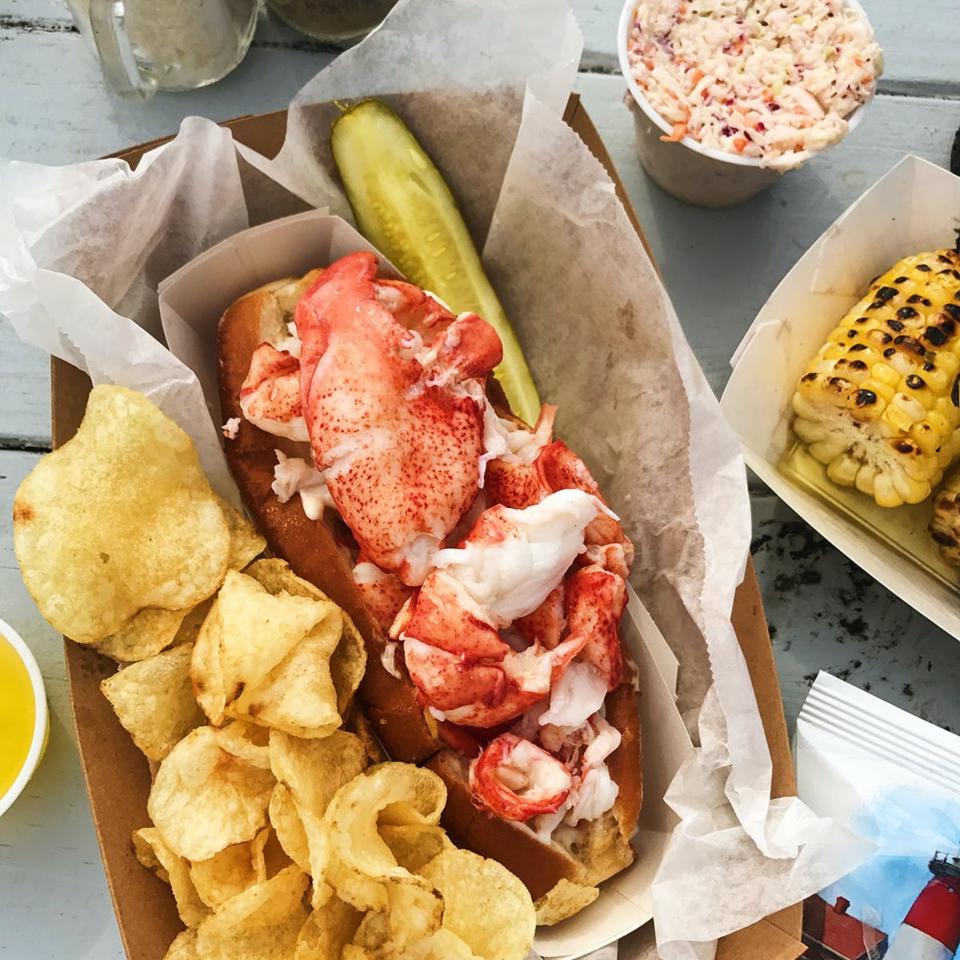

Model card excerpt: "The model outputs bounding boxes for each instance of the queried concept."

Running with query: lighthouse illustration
[886,852,960,960]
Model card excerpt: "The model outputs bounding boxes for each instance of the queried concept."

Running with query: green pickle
[331,99,541,425]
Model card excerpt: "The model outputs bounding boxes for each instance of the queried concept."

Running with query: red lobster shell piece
[470,733,572,821]
[295,252,503,585]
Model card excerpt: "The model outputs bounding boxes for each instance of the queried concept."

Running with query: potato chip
[534,879,599,926]
[220,498,267,571]
[294,898,362,960]
[268,730,367,897]
[194,864,308,960]
[217,720,272,769]
[191,599,226,723]
[352,883,443,957]
[269,784,310,872]
[95,503,262,663]
[344,708,387,764]
[190,838,262,910]
[148,725,275,861]
[94,606,188,663]
[341,947,373,960]
[259,827,295,879]
[246,559,366,715]
[101,645,204,761]
[378,825,451,874]
[191,571,343,737]
[417,849,535,960]
[13,385,230,643]
[174,597,216,648]
[403,929,479,960]
[163,929,199,960]
[132,827,209,928]
[321,764,445,912]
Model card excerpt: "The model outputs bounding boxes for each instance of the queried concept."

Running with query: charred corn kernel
[912,421,941,457]
[859,378,895,404]
[931,465,960,565]
[790,247,960,508]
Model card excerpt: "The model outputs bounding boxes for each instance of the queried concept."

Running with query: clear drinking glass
[81,0,260,99]
[265,0,398,45]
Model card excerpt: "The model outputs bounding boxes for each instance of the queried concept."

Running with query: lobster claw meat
[295,252,503,585]
[469,733,572,821]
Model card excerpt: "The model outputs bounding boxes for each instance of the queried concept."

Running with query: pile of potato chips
[13,386,538,960]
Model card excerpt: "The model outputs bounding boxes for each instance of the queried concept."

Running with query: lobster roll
[218,252,643,923]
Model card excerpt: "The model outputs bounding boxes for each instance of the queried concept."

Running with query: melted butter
[0,634,36,798]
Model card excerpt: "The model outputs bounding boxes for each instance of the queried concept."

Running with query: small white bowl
[617,0,874,207]
[0,618,49,818]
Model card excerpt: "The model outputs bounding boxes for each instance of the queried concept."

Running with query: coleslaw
[626,0,882,167]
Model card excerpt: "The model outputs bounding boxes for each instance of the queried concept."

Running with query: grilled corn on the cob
[792,248,960,508]
[930,465,960,564]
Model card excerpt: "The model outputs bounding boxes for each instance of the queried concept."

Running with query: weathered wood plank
[0,320,50,446]
[0,451,124,959]
[0,21,334,164]
[2,0,958,93]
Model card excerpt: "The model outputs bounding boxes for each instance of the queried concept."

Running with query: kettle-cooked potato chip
[268,730,367,897]
[269,784,310,873]
[533,879,599,926]
[294,898,362,960]
[13,386,230,643]
[94,606,188,663]
[220,499,267,572]
[352,883,443,956]
[320,764,446,913]
[378,825,451,874]
[245,559,367,715]
[191,571,343,738]
[148,725,275,861]
[94,501,263,663]
[101,645,204,762]
[417,849,536,960]
[132,827,209,928]
[189,830,269,911]
[194,864,308,960]
[163,929,199,960]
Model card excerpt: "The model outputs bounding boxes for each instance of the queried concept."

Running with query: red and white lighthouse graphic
[887,852,960,960]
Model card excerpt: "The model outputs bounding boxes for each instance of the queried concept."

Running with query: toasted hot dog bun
[217,271,643,919]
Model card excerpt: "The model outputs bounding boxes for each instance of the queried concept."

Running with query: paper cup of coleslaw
[617,0,880,208]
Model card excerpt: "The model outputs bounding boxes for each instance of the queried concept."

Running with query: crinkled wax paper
[0,0,868,956]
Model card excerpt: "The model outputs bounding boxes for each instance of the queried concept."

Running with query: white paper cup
[0,618,49,818]
[617,0,873,208]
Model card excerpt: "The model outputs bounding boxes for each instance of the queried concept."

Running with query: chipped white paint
[0,2,959,957]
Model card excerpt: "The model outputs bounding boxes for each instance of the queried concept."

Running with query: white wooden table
[1,2,959,956]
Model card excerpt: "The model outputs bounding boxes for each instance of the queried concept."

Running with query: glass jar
[77,0,259,99]
[266,0,398,46]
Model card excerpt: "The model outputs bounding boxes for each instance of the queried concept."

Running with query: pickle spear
[331,99,541,426]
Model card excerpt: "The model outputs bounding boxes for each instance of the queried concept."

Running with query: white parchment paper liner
[0,0,867,956]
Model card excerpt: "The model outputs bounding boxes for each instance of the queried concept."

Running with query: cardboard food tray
[51,96,803,960]
[721,157,960,642]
